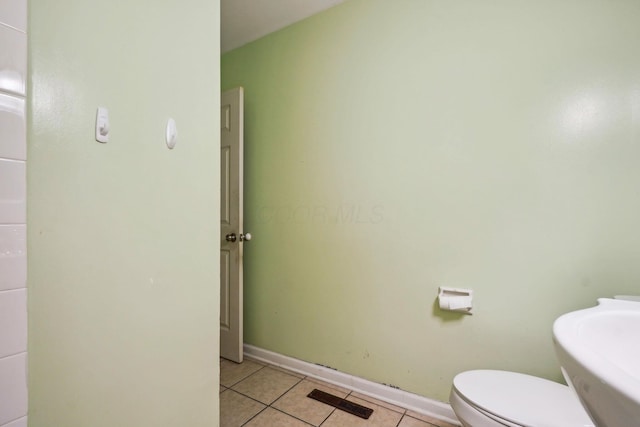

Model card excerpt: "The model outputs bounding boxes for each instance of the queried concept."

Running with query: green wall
[222,0,640,401]
[28,1,220,425]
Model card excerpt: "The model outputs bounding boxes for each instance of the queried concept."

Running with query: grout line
[224,388,266,410]
[317,405,337,426]
[269,406,315,426]
[0,89,26,99]
[224,361,267,388]
[0,351,27,361]
[240,403,268,427]
[1,415,28,427]
[0,21,27,34]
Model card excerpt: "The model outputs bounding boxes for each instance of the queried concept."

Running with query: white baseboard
[243,344,461,426]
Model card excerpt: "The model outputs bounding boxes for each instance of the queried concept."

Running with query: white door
[220,87,247,363]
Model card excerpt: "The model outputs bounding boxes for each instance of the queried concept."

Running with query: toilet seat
[451,370,594,427]
[450,387,520,427]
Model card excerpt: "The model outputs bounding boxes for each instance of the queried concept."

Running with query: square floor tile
[272,379,348,426]
[220,389,265,427]
[399,415,440,427]
[232,366,302,405]
[405,411,459,427]
[220,358,264,387]
[321,395,403,427]
[244,407,311,427]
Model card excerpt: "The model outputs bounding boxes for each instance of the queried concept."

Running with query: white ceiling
[221,0,347,53]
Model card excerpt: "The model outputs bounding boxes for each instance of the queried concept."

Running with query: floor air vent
[307,389,374,419]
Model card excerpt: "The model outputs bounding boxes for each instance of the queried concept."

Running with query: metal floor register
[307,389,374,419]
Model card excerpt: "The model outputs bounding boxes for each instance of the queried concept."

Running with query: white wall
[0,0,28,426]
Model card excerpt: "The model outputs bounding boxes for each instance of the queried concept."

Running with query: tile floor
[220,358,459,427]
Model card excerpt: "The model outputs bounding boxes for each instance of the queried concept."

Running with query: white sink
[553,298,640,427]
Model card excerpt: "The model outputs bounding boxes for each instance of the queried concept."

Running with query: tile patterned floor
[220,358,459,427]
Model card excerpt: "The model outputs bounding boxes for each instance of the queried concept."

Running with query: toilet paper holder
[438,286,473,315]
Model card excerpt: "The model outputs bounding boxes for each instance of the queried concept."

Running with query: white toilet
[450,370,594,427]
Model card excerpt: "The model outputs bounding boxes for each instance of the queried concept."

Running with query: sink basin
[553,298,640,427]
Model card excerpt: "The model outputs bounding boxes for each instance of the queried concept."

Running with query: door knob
[240,232,252,242]
[225,233,237,242]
